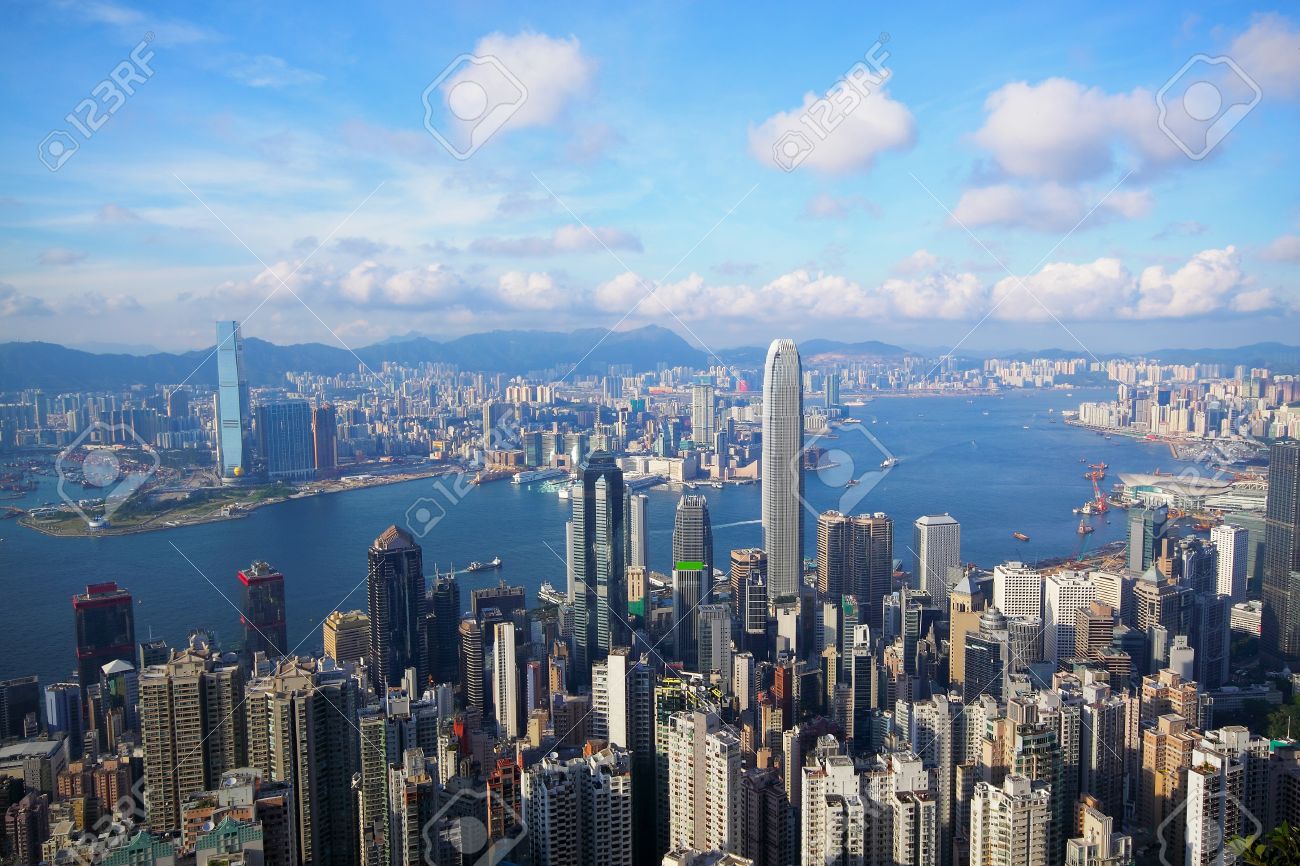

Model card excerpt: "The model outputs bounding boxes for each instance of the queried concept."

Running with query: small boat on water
[466,556,502,572]
[1012,531,1030,542]
[1077,520,1094,536]
[880,457,898,469]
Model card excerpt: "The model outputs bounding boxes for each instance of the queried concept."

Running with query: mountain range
[1,327,1296,391]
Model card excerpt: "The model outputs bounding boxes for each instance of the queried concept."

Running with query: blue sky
[1,1,1297,356]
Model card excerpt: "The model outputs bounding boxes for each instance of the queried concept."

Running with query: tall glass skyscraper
[761,338,803,600]
[214,320,252,480]
[238,560,288,661]
[1262,440,1300,662]
[672,495,714,669]
[72,582,135,700]
[367,525,426,689]
[255,400,315,481]
[570,451,627,686]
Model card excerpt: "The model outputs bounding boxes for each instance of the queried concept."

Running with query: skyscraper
[72,582,135,700]
[971,776,1051,866]
[672,564,704,669]
[816,511,852,598]
[323,609,369,666]
[215,320,252,480]
[1211,523,1248,600]
[691,379,716,448]
[673,495,714,578]
[1127,505,1169,573]
[1262,441,1300,663]
[239,561,287,661]
[761,338,803,601]
[256,400,315,481]
[426,574,461,685]
[367,526,426,689]
[852,512,894,629]
[628,493,649,570]
[311,403,338,478]
[140,640,245,832]
[494,621,519,739]
[244,659,360,866]
[571,451,628,685]
[913,514,960,608]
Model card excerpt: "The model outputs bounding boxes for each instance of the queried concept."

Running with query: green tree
[1230,822,1300,866]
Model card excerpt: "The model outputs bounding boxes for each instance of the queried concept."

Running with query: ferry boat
[880,457,898,469]
[511,467,567,485]
[466,556,502,572]
[1012,531,1030,542]
[537,581,566,606]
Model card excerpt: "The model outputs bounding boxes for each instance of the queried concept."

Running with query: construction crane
[1085,467,1109,514]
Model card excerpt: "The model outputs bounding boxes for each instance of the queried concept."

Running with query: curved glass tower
[761,338,803,600]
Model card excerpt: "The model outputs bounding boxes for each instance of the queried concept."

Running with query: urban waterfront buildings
[9,328,1300,866]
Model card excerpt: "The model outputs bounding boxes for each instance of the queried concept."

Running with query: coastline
[18,464,459,539]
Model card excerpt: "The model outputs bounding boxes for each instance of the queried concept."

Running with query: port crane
[1084,464,1109,514]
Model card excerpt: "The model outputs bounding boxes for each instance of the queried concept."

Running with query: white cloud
[891,249,940,277]
[803,193,879,219]
[1131,246,1248,319]
[339,262,465,308]
[444,32,596,131]
[496,271,567,310]
[226,54,324,88]
[1262,234,1300,262]
[97,203,141,223]
[470,225,641,256]
[39,247,88,266]
[952,182,1151,231]
[971,78,1175,182]
[882,271,986,320]
[748,86,915,174]
[1230,287,1276,313]
[0,283,53,318]
[990,258,1131,321]
[1230,13,1300,99]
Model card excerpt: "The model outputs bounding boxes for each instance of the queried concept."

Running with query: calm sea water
[0,388,1200,687]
